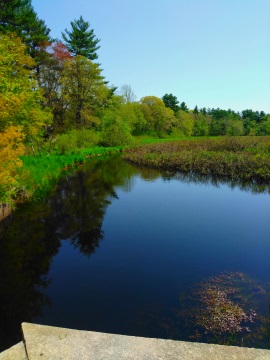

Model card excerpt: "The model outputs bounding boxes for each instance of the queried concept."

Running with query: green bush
[56,129,99,154]
[100,124,134,147]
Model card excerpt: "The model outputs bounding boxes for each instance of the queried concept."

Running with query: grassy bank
[124,137,270,183]
[16,146,123,203]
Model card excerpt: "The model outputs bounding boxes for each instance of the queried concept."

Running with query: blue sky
[32,0,270,113]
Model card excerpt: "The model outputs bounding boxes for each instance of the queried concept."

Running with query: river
[0,155,269,351]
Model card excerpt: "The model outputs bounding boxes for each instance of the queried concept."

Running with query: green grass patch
[17,146,123,202]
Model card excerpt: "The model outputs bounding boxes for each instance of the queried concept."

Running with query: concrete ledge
[0,342,27,360]
[21,322,270,360]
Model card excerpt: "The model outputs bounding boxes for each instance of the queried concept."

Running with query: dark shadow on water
[158,170,270,195]
[0,156,137,351]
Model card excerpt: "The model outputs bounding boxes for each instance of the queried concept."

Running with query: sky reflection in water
[0,156,269,350]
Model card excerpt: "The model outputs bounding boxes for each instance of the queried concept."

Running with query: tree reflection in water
[0,156,138,351]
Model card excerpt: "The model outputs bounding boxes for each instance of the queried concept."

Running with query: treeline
[0,0,269,203]
[161,94,270,137]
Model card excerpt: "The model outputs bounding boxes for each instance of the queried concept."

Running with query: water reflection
[0,156,138,351]
[0,155,269,351]
[158,171,270,194]
[0,203,58,351]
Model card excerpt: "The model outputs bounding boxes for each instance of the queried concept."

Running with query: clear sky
[32,0,270,113]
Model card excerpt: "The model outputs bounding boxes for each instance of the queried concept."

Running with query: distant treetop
[161,93,180,114]
[62,16,100,61]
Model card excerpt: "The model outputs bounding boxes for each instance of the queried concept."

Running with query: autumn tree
[0,33,52,140]
[38,42,72,131]
[0,126,25,204]
[62,16,100,61]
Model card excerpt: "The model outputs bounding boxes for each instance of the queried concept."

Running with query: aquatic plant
[195,281,256,337]
[177,272,270,347]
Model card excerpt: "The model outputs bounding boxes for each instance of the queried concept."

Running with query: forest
[1,0,270,205]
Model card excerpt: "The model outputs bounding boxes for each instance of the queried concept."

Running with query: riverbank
[0,136,182,208]
[0,146,123,208]
[1,323,269,360]
[124,136,270,183]
[2,136,270,210]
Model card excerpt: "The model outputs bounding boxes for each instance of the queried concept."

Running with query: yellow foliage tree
[139,96,175,136]
[174,110,194,136]
[0,126,25,203]
[0,33,52,137]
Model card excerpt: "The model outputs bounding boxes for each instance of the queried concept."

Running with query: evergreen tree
[180,101,188,112]
[161,93,179,114]
[0,0,50,56]
[193,105,199,114]
[62,16,100,61]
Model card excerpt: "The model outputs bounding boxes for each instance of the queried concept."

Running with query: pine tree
[161,93,179,114]
[180,102,189,112]
[62,16,100,61]
[0,0,50,56]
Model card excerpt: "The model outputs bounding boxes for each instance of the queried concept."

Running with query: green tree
[140,96,175,137]
[61,56,109,129]
[260,116,270,135]
[0,0,50,57]
[209,118,226,136]
[192,113,210,136]
[162,93,180,114]
[193,105,199,114]
[224,119,244,136]
[62,16,100,60]
[180,101,188,112]
[174,110,194,136]
[100,96,135,146]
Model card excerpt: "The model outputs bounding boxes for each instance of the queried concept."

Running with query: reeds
[124,137,270,182]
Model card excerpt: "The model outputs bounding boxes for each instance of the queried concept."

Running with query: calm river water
[0,155,270,351]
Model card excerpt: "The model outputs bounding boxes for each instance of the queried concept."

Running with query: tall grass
[17,146,123,202]
[124,137,270,183]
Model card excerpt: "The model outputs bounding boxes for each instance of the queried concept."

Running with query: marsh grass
[17,146,122,202]
[124,137,270,182]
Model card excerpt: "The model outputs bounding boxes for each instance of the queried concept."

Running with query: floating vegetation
[124,137,270,184]
[177,272,270,348]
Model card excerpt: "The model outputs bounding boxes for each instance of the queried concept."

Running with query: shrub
[100,124,134,147]
[55,129,99,154]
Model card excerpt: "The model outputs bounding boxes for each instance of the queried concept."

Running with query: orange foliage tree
[0,126,25,204]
